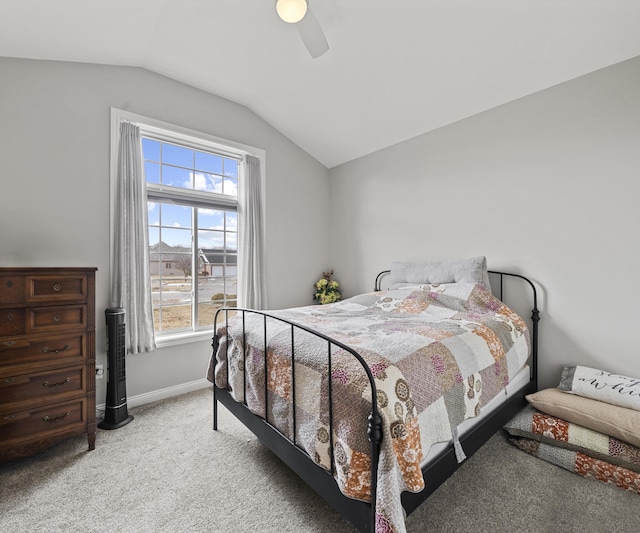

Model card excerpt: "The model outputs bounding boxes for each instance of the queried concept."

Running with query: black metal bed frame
[212,271,539,532]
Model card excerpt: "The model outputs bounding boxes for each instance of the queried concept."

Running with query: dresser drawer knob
[43,412,70,423]
[53,284,62,292]
[4,377,14,383]
[6,280,13,289]
[3,414,15,421]
[43,378,71,388]
[42,344,71,354]
[53,314,63,322]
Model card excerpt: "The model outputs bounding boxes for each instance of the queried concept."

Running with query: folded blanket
[504,405,640,473]
[510,438,640,496]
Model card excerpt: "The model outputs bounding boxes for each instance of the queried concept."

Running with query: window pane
[198,209,224,229]
[210,174,224,194]
[226,232,237,250]
[148,201,159,225]
[163,252,192,276]
[149,225,193,333]
[223,158,238,178]
[223,176,238,197]
[199,230,225,250]
[195,151,222,174]
[197,301,217,329]
[225,256,237,280]
[225,281,238,307]
[150,243,191,273]
[145,162,160,184]
[142,138,161,162]
[160,204,192,230]
[148,227,160,246]
[200,279,234,323]
[226,212,237,233]
[160,227,192,248]
[197,273,230,328]
[154,303,192,334]
[162,165,192,189]
[193,172,221,193]
[162,143,193,168]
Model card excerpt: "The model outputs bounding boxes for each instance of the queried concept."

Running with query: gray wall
[329,56,640,389]
[2,54,638,401]
[0,57,330,402]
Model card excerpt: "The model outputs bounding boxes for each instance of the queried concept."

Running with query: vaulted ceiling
[2,1,640,168]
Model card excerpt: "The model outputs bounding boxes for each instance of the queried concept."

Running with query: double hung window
[141,133,241,336]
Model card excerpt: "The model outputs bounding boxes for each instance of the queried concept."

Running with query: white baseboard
[96,378,211,412]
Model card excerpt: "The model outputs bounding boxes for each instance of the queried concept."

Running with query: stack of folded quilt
[504,365,640,495]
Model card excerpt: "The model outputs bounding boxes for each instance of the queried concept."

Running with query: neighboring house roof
[200,248,237,265]
[149,241,190,254]
[149,241,191,261]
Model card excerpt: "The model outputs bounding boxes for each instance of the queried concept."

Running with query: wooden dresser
[0,267,97,462]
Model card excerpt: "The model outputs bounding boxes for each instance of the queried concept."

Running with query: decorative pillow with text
[558,365,640,412]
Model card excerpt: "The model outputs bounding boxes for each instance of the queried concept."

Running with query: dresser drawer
[26,274,88,303]
[0,309,26,337]
[0,365,86,409]
[0,276,26,305]
[0,398,88,443]
[1,306,87,338]
[28,305,87,333]
[0,332,88,370]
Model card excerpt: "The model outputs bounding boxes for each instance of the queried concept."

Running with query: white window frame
[110,108,266,347]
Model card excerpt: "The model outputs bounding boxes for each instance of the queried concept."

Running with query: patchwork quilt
[210,283,531,533]
[505,406,640,495]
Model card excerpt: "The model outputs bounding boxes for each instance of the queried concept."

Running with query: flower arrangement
[314,270,342,304]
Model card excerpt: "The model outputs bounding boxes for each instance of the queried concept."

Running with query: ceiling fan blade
[297,9,329,58]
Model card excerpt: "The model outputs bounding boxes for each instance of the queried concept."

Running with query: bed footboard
[212,308,383,532]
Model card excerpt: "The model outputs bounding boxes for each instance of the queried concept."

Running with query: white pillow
[558,365,640,412]
[389,256,491,291]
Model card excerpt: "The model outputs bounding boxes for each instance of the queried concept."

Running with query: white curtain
[238,154,266,309]
[112,121,156,353]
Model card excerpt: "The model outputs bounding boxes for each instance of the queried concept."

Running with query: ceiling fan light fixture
[276,0,308,24]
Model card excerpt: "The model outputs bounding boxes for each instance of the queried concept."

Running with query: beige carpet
[1,388,638,533]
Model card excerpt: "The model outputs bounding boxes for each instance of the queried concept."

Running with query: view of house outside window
[142,136,239,335]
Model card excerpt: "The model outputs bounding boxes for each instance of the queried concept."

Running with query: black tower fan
[98,308,133,429]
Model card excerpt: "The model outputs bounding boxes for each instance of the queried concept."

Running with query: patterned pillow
[504,404,640,473]
[389,256,491,291]
[558,365,640,411]
[526,388,640,448]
